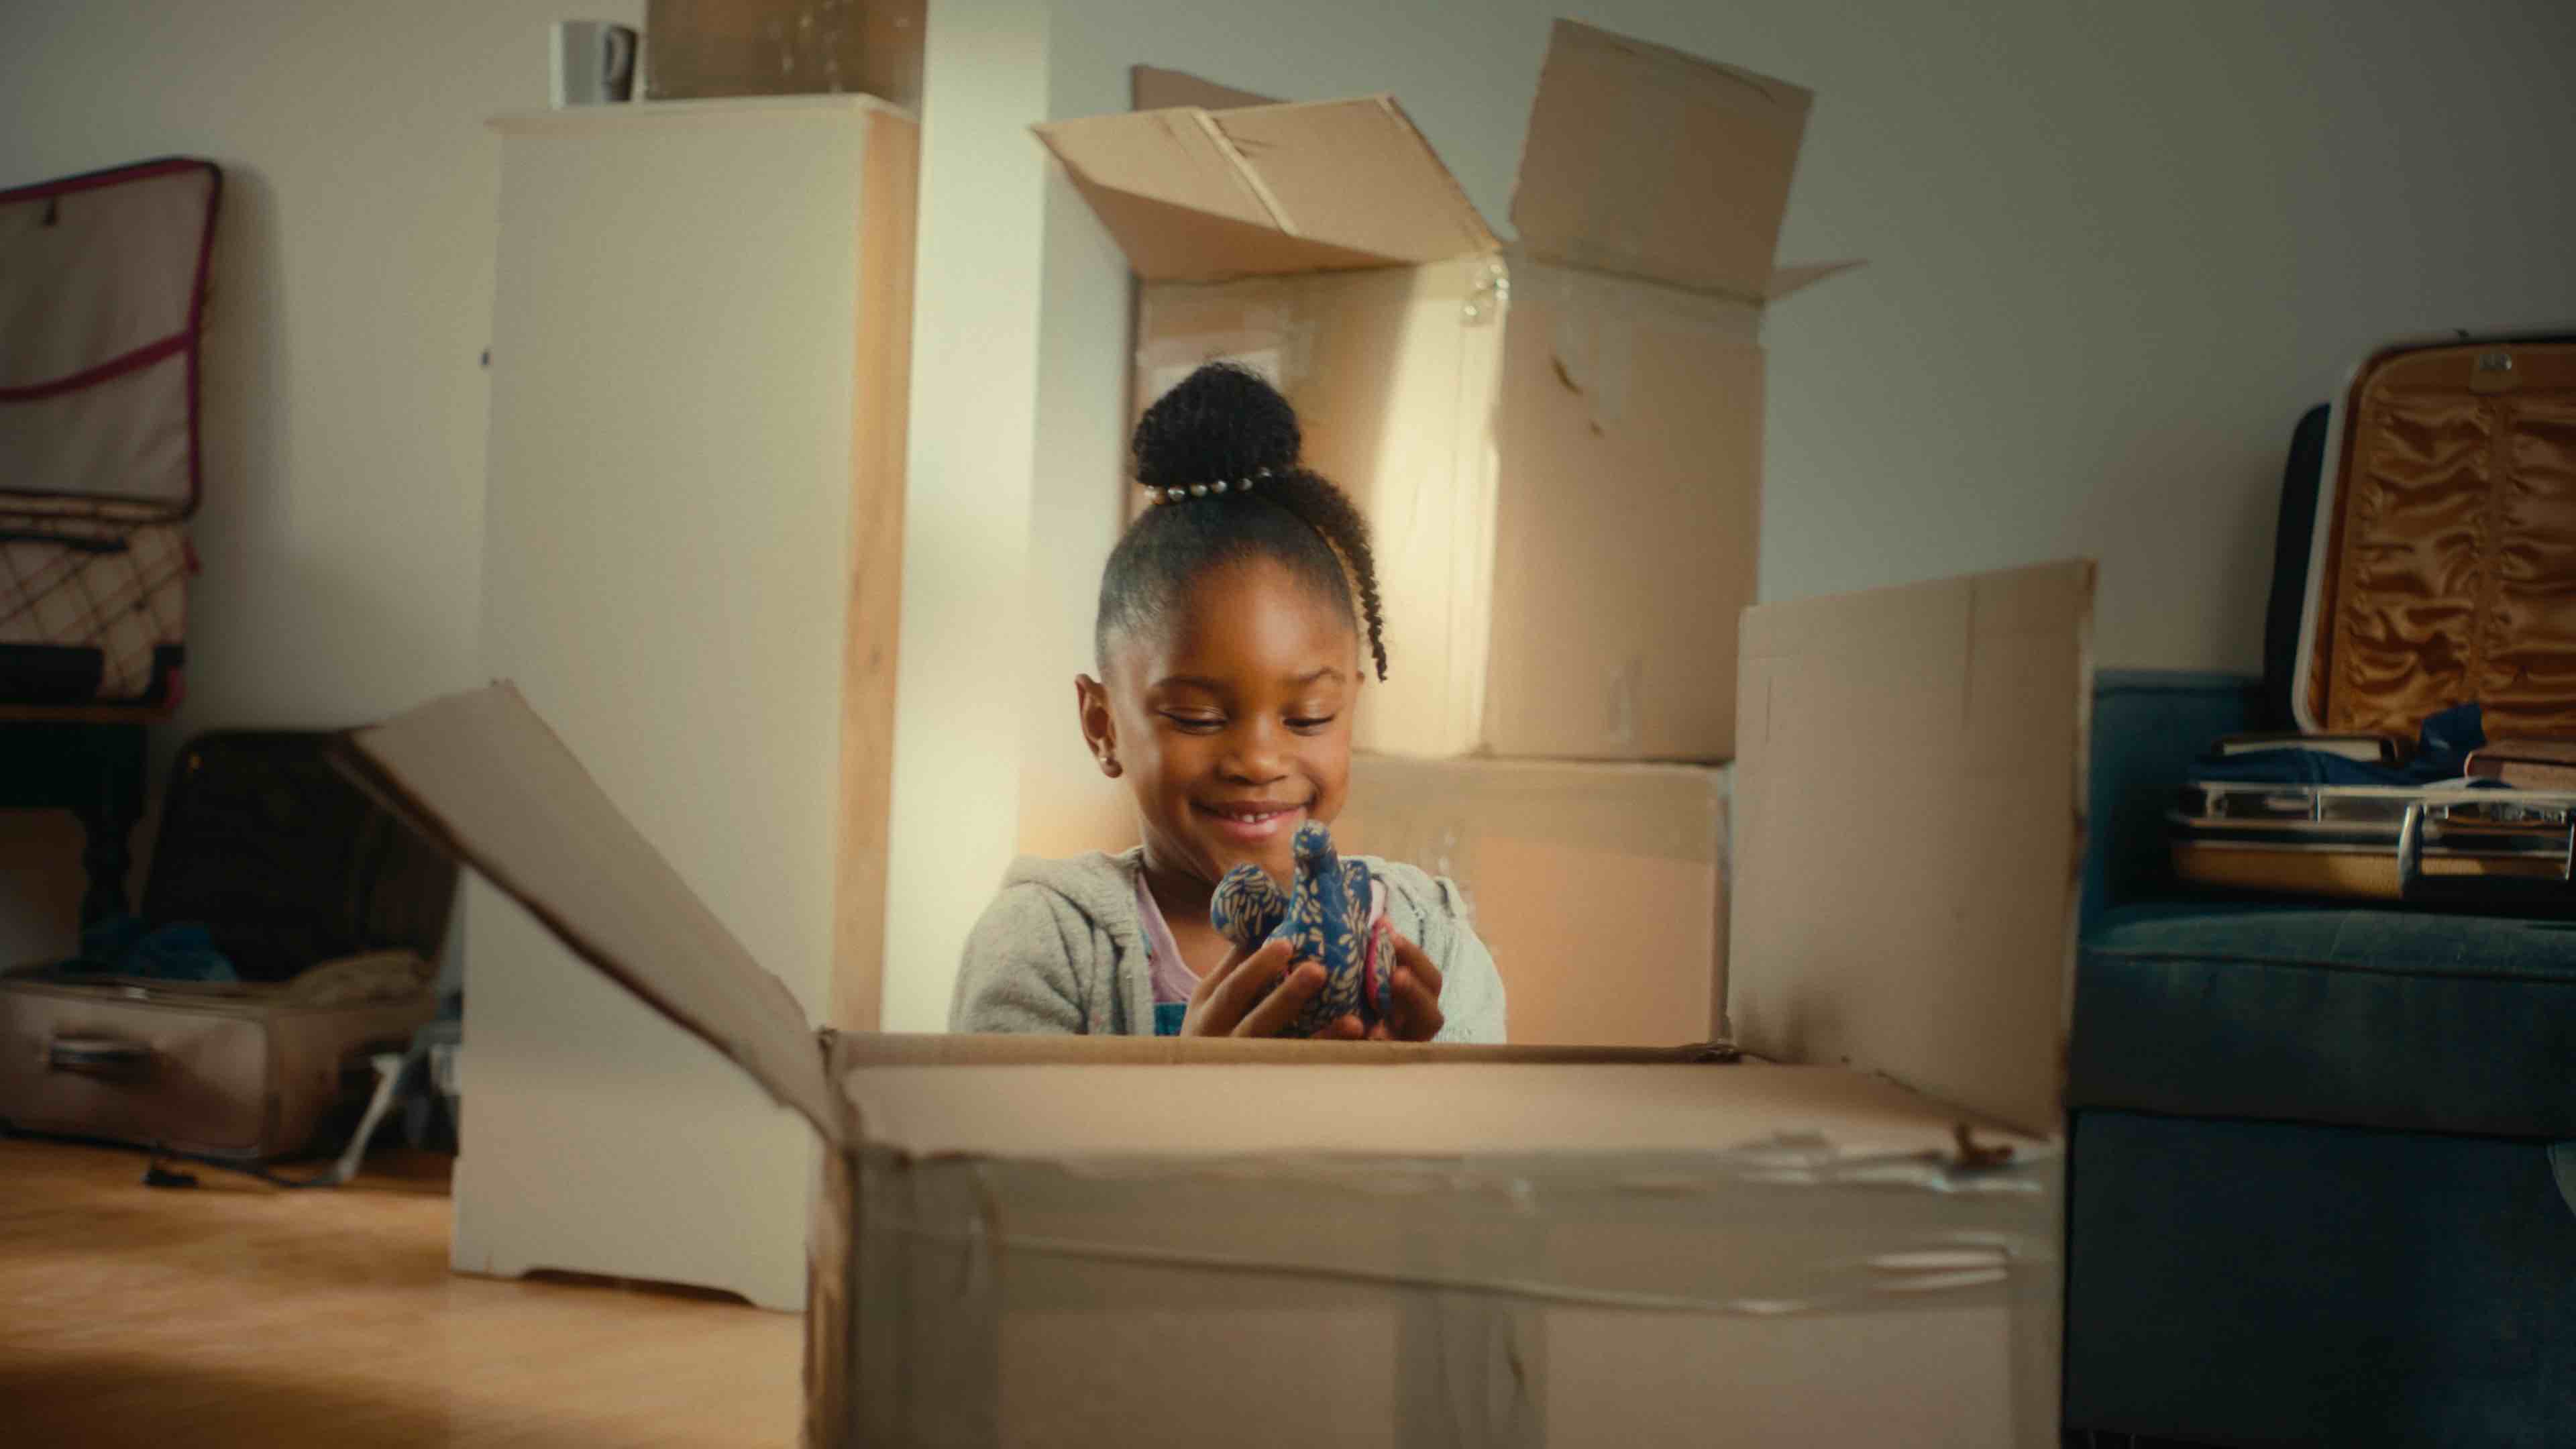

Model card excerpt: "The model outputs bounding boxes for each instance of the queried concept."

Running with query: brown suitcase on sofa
[2171,333,2576,907]
[2291,333,2576,743]
[0,731,456,1161]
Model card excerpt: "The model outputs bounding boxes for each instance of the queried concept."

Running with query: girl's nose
[1221,720,1287,784]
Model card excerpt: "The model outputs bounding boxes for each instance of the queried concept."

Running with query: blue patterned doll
[1210,821,1395,1037]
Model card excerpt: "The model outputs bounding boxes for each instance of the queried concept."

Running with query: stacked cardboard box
[1042,21,1855,1044]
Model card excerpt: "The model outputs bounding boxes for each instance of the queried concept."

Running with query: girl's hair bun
[1132,362,1301,492]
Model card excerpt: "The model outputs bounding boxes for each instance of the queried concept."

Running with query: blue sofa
[2064,670,2576,1446]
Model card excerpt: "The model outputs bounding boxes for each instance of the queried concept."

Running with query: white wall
[0,0,640,969]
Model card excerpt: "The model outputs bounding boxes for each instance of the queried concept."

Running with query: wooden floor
[0,1136,802,1446]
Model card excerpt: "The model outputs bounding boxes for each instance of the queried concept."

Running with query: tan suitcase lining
[2309,342,2576,739]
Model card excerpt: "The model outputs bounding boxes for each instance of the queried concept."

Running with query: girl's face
[1080,557,1360,890]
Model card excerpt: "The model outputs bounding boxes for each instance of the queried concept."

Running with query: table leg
[70,724,146,925]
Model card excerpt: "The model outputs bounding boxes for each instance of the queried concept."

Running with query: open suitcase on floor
[0,732,458,1161]
[2171,332,2576,907]
[0,157,219,706]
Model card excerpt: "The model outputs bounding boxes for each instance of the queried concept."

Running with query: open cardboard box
[1036,20,1860,761]
[339,559,2090,1447]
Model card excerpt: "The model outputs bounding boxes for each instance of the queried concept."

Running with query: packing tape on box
[805,1152,857,1448]
[836,1140,2059,1446]
[845,1149,1007,1446]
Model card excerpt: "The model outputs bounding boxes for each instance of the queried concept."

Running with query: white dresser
[465,96,913,1309]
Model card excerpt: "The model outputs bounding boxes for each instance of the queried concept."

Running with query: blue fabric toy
[1210,820,1391,1037]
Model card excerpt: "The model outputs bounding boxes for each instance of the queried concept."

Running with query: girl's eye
[1287,715,1338,733]
[1162,713,1224,734]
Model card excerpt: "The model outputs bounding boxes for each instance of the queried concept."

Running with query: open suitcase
[2172,781,2576,907]
[2171,332,2576,906]
[0,731,458,1161]
[0,157,219,706]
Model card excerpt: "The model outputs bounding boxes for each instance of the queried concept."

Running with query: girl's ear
[1075,674,1121,778]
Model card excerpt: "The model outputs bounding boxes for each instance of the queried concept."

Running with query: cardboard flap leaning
[1730,561,2094,1138]
[340,684,847,1143]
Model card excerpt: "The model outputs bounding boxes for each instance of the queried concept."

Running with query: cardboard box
[644,0,924,108]
[1335,756,1728,1048]
[1037,21,1859,761]
[339,559,2092,1448]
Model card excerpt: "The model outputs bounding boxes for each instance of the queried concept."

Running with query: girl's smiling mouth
[1195,798,1309,843]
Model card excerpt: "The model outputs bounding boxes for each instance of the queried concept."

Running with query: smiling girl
[948,364,1507,1042]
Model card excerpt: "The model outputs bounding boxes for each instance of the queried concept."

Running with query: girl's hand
[1179,938,1367,1039]
[1366,932,1445,1042]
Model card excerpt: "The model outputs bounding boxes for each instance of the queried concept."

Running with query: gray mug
[551,21,637,107]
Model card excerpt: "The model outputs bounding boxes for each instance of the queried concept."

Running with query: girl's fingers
[1186,939,1291,1034]
[1389,964,1444,1042]
[1374,933,1443,1042]
[1234,960,1328,1037]
[1191,935,1430,1040]
[1195,936,1264,997]
[1392,932,1442,1000]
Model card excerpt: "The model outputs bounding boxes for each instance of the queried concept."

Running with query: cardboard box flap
[1034,97,1497,282]
[1130,65,1277,112]
[341,684,846,1144]
[833,1032,1729,1071]
[839,1059,2043,1163]
[1729,561,2094,1140]
[1510,19,1815,302]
